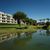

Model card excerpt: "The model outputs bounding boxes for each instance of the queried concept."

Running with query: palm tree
[46,18,50,22]
[24,17,30,25]
[25,18,37,25]
[39,19,42,22]
[42,19,45,22]
[46,18,50,27]
[13,11,27,25]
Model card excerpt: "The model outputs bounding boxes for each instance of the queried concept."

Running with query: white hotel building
[0,11,17,24]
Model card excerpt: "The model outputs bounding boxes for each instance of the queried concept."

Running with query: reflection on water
[0,30,50,50]
[46,29,50,36]
[17,33,21,38]
[17,32,32,39]
[0,32,33,50]
[39,29,50,36]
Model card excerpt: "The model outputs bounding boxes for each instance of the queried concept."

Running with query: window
[2,14,5,16]
[7,21,10,23]
[2,20,5,22]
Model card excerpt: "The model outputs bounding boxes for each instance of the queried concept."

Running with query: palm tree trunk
[17,19,20,26]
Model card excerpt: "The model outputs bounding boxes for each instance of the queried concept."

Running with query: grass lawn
[0,25,37,35]
[48,25,50,29]
[0,24,21,28]
[37,25,50,29]
[0,24,46,35]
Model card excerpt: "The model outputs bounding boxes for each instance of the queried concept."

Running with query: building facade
[0,11,17,24]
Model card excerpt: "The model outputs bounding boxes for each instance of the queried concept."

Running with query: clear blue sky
[0,0,50,20]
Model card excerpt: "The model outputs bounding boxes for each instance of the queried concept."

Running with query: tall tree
[13,11,27,25]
